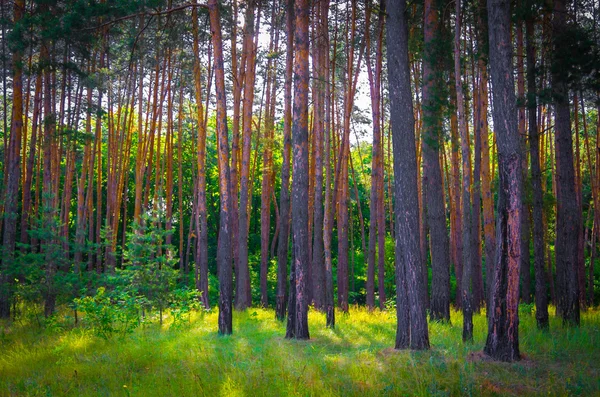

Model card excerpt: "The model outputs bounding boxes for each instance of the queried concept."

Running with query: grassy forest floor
[1,306,599,396]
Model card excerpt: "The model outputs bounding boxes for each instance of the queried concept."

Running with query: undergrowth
[1,306,599,396]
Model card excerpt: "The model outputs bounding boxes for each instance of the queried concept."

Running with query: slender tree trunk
[209,0,233,335]
[449,86,463,308]
[455,0,474,342]
[517,16,532,304]
[484,0,523,361]
[0,0,24,319]
[526,16,549,330]
[322,0,335,328]
[236,0,260,310]
[311,0,327,311]
[573,94,586,309]
[469,24,484,312]
[286,0,310,340]
[337,0,356,313]
[552,0,580,326]
[476,0,495,311]
[192,7,210,309]
[260,1,280,308]
[388,0,430,351]
[365,0,386,312]
[276,0,295,321]
[422,0,450,322]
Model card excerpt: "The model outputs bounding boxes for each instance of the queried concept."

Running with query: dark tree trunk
[0,0,24,319]
[209,0,233,335]
[286,0,310,340]
[310,0,326,311]
[526,16,549,330]
[322,0,335,328]
[422,0,450,322]
[276,0,295,322]
[477,4,496,314]
[387,0,430,351]
[260,1,279,308]
[236,0,259,310]
[192,6,210,310]
[365,0,385,312]
[0,0,25,317]
[552,0,580,326]
[454,0,474,342]
[484,0,523,361]
[516,14,532,306]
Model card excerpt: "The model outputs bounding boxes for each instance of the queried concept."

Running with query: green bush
[74,287,141,339]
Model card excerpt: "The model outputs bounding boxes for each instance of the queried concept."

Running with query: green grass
[1,306,599,396]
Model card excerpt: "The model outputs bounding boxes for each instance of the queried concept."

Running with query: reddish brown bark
[552,0,580,326]
[209,0,233,335]
[485,0,523,361]
[236,0,260,310]
[192,6,210,309]
[422,0,450,321]
[526,15,549,329]
[454,0,474,342]
[286,0,310,340]
[276,0,295,322]
[310,0,327,311]
[260,1,280,308]
[0,0,24,318]
[387,0,430,350]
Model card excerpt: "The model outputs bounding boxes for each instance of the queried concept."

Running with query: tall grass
[1,306,599,396]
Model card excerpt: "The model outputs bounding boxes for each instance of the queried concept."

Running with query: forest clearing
[2,307,599,396]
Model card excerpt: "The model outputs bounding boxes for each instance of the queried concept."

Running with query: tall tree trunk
[276,0,294,322]
[322,0,335,328]
[0,0,24,319]
[260,1,280,308]
[526,16,549,330]
[484,0,523,361]
[422,0,450,322]
[552,0,580,326]
[336,0,356,313]
[449,85,463,308]
[311,0,327,311]
[336,0,363,312]
[476,0,495,311]
[286,0,310,340]
[517,15,532,304]
[209,0,233,335]
[454,0,474,342]
[236,0,259,310]
[387,0,430,351]
[192,6,210,309]
[470,24,484,312]
[573,94,586,309]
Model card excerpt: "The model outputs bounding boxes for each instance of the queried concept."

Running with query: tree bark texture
[387,0,430,351]
[484,0,523,361]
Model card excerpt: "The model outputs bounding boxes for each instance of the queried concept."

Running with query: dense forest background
[1,0,600,361]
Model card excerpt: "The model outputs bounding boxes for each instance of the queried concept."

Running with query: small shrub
[169,288,202,329]
[74,287,141,339]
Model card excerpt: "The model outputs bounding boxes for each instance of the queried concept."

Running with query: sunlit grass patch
[0,305,599,396]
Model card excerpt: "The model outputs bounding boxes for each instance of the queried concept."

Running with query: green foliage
[121,212,179,319]
[1,307,600,395]
[169,287,203,329]
[74,287,141,339]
